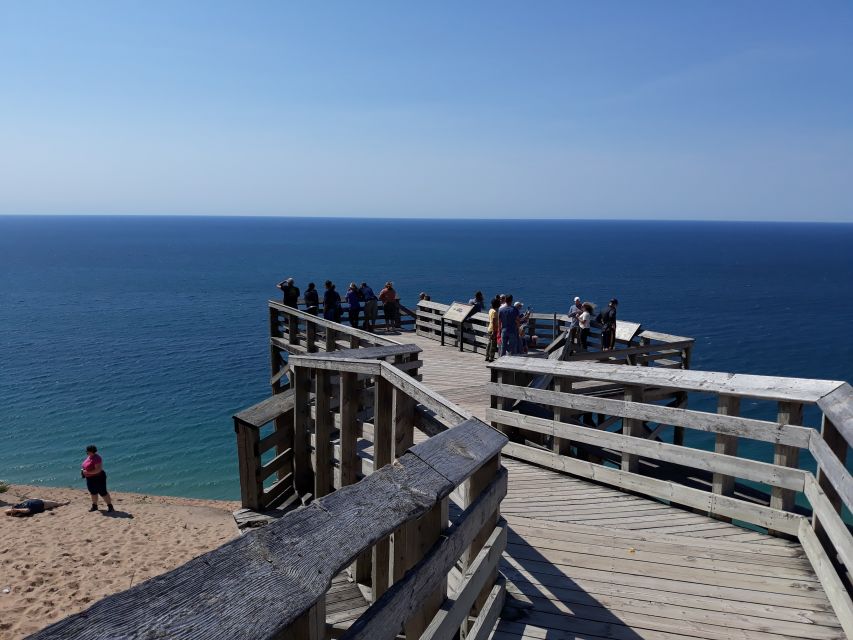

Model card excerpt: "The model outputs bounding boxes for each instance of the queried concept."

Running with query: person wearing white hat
[567,296,583,353]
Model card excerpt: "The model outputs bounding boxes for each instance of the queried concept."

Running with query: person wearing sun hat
[567,296,583,353]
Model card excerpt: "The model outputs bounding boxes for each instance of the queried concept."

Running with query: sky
[1,1,852,221]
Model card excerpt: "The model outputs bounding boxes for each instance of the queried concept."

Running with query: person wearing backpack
[597,298,618,351]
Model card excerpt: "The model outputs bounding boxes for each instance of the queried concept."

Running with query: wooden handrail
[33,420,507,640]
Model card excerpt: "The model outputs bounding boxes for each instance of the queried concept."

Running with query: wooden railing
[487,357,853,636]
[35,355,509,640]
[415,299,694,369]
[269,300,418,394]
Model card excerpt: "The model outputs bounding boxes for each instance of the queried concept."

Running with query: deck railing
[35,354,508,640]
[487,357,853,636]
[415,299,694,369]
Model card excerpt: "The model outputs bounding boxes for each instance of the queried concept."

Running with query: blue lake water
[0,216,851,500]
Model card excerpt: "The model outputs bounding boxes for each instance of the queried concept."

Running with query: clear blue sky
[1,1,852,220]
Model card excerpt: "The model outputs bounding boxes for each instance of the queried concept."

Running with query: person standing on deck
[323,281,340,321]
[578,302,593,351]
[360,282,378,331]
[468,291,485,314]
[485,296,500,362]
[498,294,520,356]
[346,283,361,328]
[81,445,114,513]
[379,281,398,332]
[567,296,583,353]
[303,282,319,315]
[597,298,618,351]
[277,278,300,308]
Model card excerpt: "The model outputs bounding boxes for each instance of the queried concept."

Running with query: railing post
[314,370,333,499]
[234,419,262,510]
[287,313,299,346]
[306,321,317,353]
[403,498,448,638]
[813,415,847,543]
[371,376,394,601]
[621,385,644,473]
[460,454,501,638]
[552,377,572,456]
[711,394,740,520]
[325,327,337,352]
[770,402,803,523]
[293,365,314,498]
[282,598,326,640]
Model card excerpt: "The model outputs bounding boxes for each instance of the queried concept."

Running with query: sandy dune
[0,484,240,639]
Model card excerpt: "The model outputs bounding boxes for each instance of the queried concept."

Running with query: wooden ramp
[395,331,845,640]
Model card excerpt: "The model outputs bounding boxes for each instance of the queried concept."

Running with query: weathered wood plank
[293,366,314,497]
[500,442,802,534]
[314,370,333,498]
[809,429,853,515]
[342,469,508,640]
[799,518,853,640]
[803,473,853,574]
[487,409,805,491]
[234,390,296,428]
[712,395,740,504]
[816,383,853,447]
[485,382,813,447]
[770,401,803,517]
[489,358,845,403]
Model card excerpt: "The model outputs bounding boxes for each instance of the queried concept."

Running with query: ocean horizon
[1,215,851,500]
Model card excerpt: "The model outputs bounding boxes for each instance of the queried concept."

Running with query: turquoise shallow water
[1,216,851,499]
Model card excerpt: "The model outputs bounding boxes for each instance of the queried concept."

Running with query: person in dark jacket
[597,298,618,351]
[303,282,319,315]
[345,283,361,328]
[277,278,300,308]
[323,281,341,321]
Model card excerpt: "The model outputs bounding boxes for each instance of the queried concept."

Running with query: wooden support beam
[281,597,326,640]
[813,415,848,547]
[551,377,572,456]
[293,366,314,498]
[712,394,740,521]
[621,385,644,473]
[325,327,337,352]
[372,376,394,601]
[234,420,262,510]
[770,401,803,521]
[314,370,333,499]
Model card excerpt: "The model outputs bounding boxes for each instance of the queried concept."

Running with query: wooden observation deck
[33,298,853,640]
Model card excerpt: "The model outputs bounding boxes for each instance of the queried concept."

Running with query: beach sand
[0,484,240,639]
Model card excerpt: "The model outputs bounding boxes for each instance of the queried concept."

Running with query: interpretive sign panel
[443,302,476,323]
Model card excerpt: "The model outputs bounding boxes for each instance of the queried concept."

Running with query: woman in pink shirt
[82,445,114,512]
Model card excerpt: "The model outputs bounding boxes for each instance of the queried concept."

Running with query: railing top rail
[816,382,853,446]
[269,300,401,347]
[489,357,846,404]
[33,419,506,640]
[234,389,295,428]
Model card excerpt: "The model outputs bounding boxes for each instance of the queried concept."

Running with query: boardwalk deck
[394,331,844,639]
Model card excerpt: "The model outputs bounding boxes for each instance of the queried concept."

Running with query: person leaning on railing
[360,282,378,331]
[379,281,399,331]
[303,282,319,315]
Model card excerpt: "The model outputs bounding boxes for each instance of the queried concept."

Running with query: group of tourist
[479,292,533,361]
[564,296,619,353]
[277,278,402,332]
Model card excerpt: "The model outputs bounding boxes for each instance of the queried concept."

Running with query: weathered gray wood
[314,370,333,499]
[282,598,326,640]
[293,366,314,497]
[324,344,422,361]
[551,377,572,456]
[31,446,466,640]
[803,473,853,574]
[421,522,507,640]
[813,415,849,546]
[339,372,359,489]
[270,300,398,349]
[485,381,813,447]
[816,383,853,446]
[289,354,385,375]
[403,498,448,638]
[372,376,395,601]
[798,518,853,639]
[381,362,471,425]
[809,429,853,515]
[342,469,508,640]
[771,401,803,517]
[409,418,508,487]
[712,395,740,506]
[622,385,644,473]
[487,409,805,491]
[234,390,296,428]
[490,357,845,403]
[235,420,262,510]
[500,442,802,534]
[464,577,505,640]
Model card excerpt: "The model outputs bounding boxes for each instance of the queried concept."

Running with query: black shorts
[86,472,109,496]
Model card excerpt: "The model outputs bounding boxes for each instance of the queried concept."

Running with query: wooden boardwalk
[397,331,846,640]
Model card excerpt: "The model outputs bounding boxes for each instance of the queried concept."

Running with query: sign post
[442,302,477,352]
